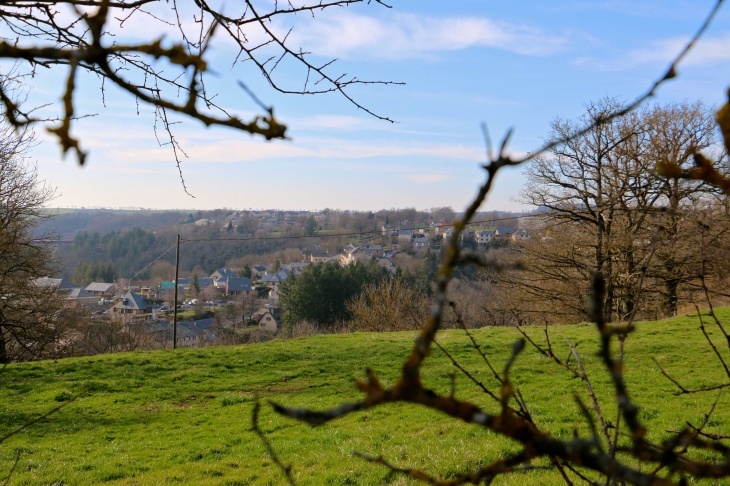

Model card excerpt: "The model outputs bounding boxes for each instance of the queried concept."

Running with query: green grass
[2,310,730,485]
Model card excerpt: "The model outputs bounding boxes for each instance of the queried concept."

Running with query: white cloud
[44,126,484,164]
[578,33,730,71]
[285,12,568,61]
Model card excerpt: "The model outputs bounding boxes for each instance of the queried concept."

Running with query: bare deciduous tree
[0,0,399,193]
[0,98,78,362]
[513,101,724,322]
[347,278,428,332]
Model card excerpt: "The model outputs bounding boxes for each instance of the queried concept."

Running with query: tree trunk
[0,327,9,364]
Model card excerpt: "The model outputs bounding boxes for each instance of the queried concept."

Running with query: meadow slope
[1,310,730,485]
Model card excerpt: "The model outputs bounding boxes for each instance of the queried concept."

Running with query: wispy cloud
[286,12,569,60]
[44,128,485,164]
[577,33,730,71]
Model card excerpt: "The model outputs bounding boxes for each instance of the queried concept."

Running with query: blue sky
[20,0,730,211]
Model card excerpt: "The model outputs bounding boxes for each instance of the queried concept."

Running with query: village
[33,217,535,350]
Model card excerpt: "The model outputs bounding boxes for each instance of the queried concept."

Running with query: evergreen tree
[239,264,252,278]
[279,261,388,328]
[273,259,281,272]
[304,216,317,236]
[192,273,201,294]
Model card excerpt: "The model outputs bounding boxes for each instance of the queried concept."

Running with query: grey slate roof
[228,277,252,292]
[303,244,321,253]
[211,268,236,279]
[197,277,215,288]
[184,318,215,330]
[34,278,77,289]
[66,288,96,299]
[261,274,282,283]
[85,282,115,292]
[496,227,517,235]
[114,291,157,311]
[262,270,289,284]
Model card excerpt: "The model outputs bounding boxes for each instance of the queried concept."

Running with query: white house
[258,309,280,332]
[475,230,496,245]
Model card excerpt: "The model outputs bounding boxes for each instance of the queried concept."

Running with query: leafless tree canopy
[0,100,74,362]
[0,0,399,194]
[499,100,730,324]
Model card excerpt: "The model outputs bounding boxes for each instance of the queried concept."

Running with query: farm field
[2,309,730,485]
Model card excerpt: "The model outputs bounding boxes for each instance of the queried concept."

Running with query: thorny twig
[252,399,295,486]
[567,338,612,450]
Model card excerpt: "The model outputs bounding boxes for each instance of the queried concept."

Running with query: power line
[117,242,179,288]
[126,242,179,282]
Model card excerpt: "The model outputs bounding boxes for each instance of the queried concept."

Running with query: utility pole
[173,234,180,349]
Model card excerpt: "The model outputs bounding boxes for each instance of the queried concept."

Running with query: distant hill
[37,209,191,238]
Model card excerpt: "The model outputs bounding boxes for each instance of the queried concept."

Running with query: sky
[13,0,730,211]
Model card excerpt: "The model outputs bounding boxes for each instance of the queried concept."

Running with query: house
[215,277,253,296]
[210,268,237,280]
[196,277,215,289]
[437,226,455,239]
[475,230,496,245]
[251,263,268,278]
[258,307,281,332]
[111,290,159,318]
[262,269,290,287]
[378,258,397,275]
[495,227,517,237]
[459,229,472,243]
[195,219,211,226]
[518,215,544,230]
[174,318,217,347]
[65,287,99,305]
[341,246,376,265]
[381,224,399,236]
[365,245,384,258]
[33,277,77,291]
[397,229,414,241]
[303,244,329,262]
[512,230,530,241]
[309,250,329,262]
[85,282,116,297]
[412,234,430,250]
[312,212,326,224]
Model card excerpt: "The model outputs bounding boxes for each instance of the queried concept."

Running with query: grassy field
[2,309,730,485]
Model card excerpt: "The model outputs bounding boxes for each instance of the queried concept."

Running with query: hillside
[1,311,730,485]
